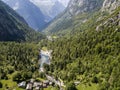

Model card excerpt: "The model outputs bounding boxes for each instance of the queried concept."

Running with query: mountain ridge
[2,0,46,30]
[44,0,120,35]
[2,0,69,30]
[43,0,104,34]
[29,0,67,22]
[0,0,45,42]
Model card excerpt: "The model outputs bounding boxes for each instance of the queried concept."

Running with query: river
[39,50,52,72]
[39,49,65,89]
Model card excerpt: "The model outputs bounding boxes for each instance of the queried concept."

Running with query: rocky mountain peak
[101,0,120,13]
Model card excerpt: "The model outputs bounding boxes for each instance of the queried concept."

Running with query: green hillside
[0,0,45,42]
[0,42,41,89]
[0,0,120,90]
[43,7,120,90]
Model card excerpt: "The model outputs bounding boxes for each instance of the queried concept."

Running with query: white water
[39,50,52,72]
[39,49,65,88]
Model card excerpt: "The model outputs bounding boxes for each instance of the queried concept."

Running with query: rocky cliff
[44,0,104,34]
[101,0,120,13]
[67,0,103,16]
[96,0,120,31]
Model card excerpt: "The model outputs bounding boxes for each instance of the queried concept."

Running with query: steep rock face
[0,0,44,41]
[44,0,104,34]
[101,0,120,13]
[96,0,120,31]
[67,0,103,16]
[2,0,46,30]
[96,11,120,31]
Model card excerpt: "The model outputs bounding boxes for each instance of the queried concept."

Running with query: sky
[30,0,70,7]
[58,0,70,7]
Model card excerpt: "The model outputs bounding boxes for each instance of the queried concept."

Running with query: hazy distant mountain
[29,0,69,22]
[2,0,46,30]
[2,0,69,30]
[0,0,44,41]
[49,1,65,19]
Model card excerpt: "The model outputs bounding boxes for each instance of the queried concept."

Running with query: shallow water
[39,53,50,68]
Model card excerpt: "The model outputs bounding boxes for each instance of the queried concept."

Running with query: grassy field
[77,83,99,90]
[0,72,24,90]
[0,79,24,90]
[44,86,58,90]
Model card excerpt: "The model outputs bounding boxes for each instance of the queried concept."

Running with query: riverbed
[39,50,52,72]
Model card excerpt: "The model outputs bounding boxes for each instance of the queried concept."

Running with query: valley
[2,0,69,30]
[0,0,120,90]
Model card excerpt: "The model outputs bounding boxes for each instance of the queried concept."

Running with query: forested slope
[0,42,41,89]
[0,0,45,42]
[44,7,120,90]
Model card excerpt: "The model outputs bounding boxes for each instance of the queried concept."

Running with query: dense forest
[0,42,41,89]
[43,7,120,90]
[0,0,120,90]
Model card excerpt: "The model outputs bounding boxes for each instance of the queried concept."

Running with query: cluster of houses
[18,79,54,90]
